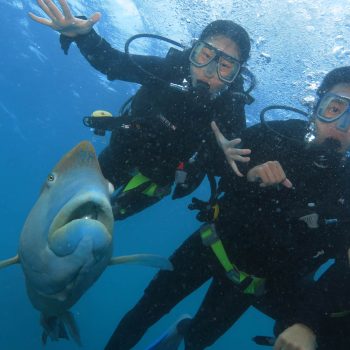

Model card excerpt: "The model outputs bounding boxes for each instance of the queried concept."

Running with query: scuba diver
[100,66,350,350]
[29,0,253,220]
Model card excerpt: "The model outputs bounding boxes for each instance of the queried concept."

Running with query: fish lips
[48,191,114,257]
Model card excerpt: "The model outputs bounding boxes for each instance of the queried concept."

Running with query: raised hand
[247,160,293,188]
[28,0,101,37]
[211,121,251,177]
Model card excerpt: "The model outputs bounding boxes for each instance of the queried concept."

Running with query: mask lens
[190,41,241,84]
[317,94,349,120]
[190,42,216,66]
[218,56,240,83]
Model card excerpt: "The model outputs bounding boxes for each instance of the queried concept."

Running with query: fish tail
[40,311,81,346]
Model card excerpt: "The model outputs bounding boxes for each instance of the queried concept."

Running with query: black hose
[259,105,309,143]
[124,33,185,87]
[260,105,308,124]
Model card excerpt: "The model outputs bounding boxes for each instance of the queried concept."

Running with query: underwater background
[0,0,349,349]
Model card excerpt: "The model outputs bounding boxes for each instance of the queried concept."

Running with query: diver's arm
[70,29,167,84]
[29,0,167,84]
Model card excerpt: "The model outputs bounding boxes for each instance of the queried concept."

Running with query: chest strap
[200,224,265,296]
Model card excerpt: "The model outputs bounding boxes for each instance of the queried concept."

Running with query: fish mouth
[39,192,114,299]
[49,192,114,241]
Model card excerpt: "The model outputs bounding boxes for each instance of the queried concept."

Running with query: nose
[203,61,217,78]
[336,113,350,132]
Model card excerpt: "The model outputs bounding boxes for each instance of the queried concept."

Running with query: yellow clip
[91,110,113,118]
[212,203,220,221]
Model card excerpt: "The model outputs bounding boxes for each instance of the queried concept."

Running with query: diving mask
[189,41,241,84]
[316,93,350,132]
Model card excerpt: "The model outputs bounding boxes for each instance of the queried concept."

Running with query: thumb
[89,12,102,25]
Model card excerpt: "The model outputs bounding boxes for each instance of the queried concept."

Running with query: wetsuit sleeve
[60,28,167,85]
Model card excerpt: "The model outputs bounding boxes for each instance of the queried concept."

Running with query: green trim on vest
[200,224,265,296]
[142,183,158,197]
[330,310,350,318]
[123,172,151,192]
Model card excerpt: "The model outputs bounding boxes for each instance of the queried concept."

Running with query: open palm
[29,0,101,37]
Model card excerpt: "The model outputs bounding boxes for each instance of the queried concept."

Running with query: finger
[272,161,286,179]
[227,146,252,155]
[36,0,57,19]
[227,138,242,147]
[226,148,251,156]
[262,165,276,184]
[257,169,269,187]
[224,148,250,162]
[265,161,285,184]
[211,121,225,144]
[231,155,250,163]
[28,12,53,26]
[229,161,243,177]
[43,0,64,20]
[88,12,102,25]
[58,0,73,19]
[271,162,292,187]
[281,178,293,188]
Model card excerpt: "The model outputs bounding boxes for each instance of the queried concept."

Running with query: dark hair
[317,66,350,97]
[199,20,251,62]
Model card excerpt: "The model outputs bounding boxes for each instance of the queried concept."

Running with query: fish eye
[47,173,56,182]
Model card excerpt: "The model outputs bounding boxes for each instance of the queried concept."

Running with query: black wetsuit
[267,260,350,350]
[104,119,350,350]
[61,29,247,218]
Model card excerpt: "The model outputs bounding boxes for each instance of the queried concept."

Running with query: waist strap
[200,224,265,296]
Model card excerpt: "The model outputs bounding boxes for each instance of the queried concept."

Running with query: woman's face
[315,83,350,153]
[190,35,241,96]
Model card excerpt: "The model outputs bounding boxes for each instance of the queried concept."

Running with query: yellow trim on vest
[213,204,220,221]
[91,110,113,118]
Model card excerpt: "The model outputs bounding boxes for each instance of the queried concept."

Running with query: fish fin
[61,311,82,346]
[0,254,19,269]
[145,315,192,350]
[40,312,81,346]
[109,254,173,271]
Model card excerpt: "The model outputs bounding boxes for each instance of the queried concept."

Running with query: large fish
[0,141,172,345]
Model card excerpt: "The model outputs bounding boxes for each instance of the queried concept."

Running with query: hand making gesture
[29,0,101,37]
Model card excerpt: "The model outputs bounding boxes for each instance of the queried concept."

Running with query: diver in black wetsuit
[29,0,253,220]
[100,66,350,350]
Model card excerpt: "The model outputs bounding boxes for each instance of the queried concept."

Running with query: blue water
[0,1,349,349]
